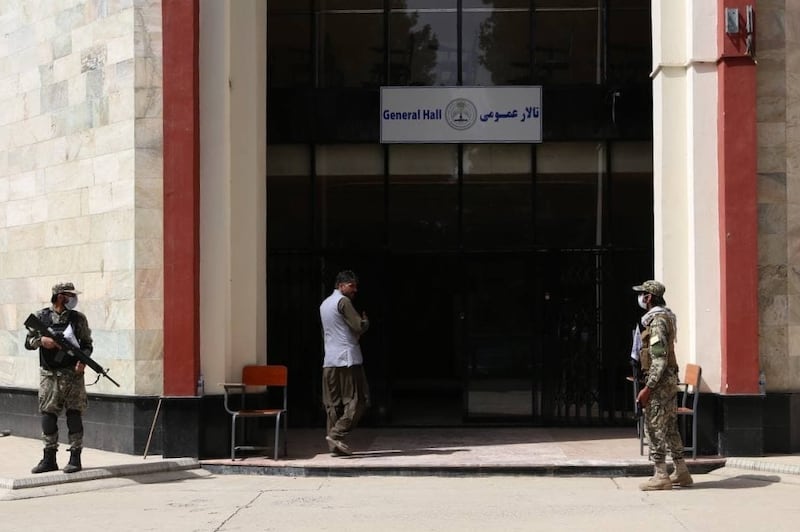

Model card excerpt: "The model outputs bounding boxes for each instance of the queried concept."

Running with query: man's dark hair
[651,295,666,306]
[335,270,358,287]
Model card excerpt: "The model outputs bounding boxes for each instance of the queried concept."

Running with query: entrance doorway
[266,141,653,427]
[265,2,655,428]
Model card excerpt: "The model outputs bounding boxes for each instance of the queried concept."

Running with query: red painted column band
[717,1,759,394]
[162,0,200,396]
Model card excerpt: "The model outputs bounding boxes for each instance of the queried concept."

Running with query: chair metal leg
[273,414,281,460]
[231,415,237,460]
[283,413,288,456]
[639,420,645,456]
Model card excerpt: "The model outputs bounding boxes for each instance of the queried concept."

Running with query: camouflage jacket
[638,306,678,388]
[24,307,93,371]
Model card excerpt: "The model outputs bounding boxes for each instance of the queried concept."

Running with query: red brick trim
[162,0,200,396]
[717,1,759,394]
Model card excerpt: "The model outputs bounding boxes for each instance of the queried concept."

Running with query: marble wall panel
[758,171,786,205]
[5,197,48,227]
[109,87,135,123]
[788,265,800,296]
[2,249,40,278]
[134,87,161,118]
[88,180,135,215]
[6,223,45,252]
[135,328,163,361]
[133,237,161,269]
[789,295,800,325]
[90,209,135,242]
[3,0,163,393]
[135,298,162,331]
[98,239,135,271]
[134,359,162,395]
[44,216,91,247]
[135,268,162,299]
[135,178,162,209]
[8,170,37,200]
[760,233,788,265]
[81,270,134,301]
[0,176,9,201]
[134,117,162,149]
[134,207,161,239]
[757,145,787,174]
[93,119,135,156]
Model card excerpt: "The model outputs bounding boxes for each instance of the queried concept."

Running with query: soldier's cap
[632,280,665,297]
[52,282,81,296]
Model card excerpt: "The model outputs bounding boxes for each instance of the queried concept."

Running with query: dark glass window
[462,1,530,86]
[267,145,312,250]
[318,1,384,87]
[268,1,313,88]
[534,142,600,247]
[389,145,458,250]
[534,1,600,85]
[463,144,532,249]
[316,144,385,249]
[389,2,458,86]
[607,142,653,246]
[608,0,652,83]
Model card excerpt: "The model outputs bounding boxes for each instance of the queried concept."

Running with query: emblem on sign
[444,98,477,131]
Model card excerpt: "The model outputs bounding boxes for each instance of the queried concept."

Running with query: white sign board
[380,86,542,144]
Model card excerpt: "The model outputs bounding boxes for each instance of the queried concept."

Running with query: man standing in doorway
[320,270,370,456]
[25,282,93,474]
[633,280,693,490]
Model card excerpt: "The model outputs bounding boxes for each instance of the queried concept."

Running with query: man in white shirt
[320,270,370,456]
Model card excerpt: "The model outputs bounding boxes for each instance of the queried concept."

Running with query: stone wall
[757,0,800,391]
[0,0,163,395]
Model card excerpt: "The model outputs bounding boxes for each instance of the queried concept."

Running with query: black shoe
[31,449,58,474]
[325,436,353,456]
[63,449,82,473]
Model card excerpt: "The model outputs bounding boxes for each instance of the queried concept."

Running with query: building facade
[0,0,797,458]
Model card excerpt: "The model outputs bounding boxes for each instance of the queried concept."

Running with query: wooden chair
[677,363,702,459]
[222,365,288,460]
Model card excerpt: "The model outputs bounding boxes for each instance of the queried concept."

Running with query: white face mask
[65,295,78,310]
[637,293,647,310]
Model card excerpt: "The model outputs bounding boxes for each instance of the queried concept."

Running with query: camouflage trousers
[38,368,88,450]
[643,368,685,463]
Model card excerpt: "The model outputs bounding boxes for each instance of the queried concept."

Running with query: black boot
[31,448,58,474]
[63,449,82,473]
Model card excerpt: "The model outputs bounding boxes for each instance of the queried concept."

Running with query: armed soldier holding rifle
[24,282,95,474]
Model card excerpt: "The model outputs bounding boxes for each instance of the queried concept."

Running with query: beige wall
[651,0,721,391]
[756,0,800,391]
[198,0,267,391]
[0,0,164,395]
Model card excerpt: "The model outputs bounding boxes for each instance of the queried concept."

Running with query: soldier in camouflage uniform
[24,282,93,474]
[633,280,693,490]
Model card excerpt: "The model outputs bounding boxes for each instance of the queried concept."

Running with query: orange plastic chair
[222,365,288,460]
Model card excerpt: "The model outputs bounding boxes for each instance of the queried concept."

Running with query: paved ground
[3,426,800,501]
[3,466,800,531]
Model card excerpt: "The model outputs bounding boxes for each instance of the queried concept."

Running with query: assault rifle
[24,313,120,387]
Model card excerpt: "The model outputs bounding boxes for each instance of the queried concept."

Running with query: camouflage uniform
[639,308,683,464]
[634,279,693,490]
[24,284,93,453]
